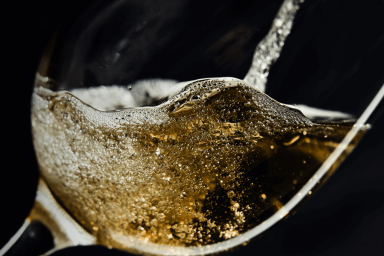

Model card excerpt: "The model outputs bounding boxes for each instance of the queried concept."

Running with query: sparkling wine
[31,77,368,250]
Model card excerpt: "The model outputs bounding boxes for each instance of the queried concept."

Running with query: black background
[1,0,384,255]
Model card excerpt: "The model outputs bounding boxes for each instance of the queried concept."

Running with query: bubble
[227,190,235,198]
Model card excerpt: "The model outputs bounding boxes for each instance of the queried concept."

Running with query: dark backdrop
[2,0,384,255]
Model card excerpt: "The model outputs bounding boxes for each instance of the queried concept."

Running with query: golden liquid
[31,78,367,249]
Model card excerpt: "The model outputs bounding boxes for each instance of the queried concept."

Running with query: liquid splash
[32,78,367,249]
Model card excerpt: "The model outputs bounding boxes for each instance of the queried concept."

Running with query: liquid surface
[32,78,367,249]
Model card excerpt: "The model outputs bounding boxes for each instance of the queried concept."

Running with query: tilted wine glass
[2,0,383,255]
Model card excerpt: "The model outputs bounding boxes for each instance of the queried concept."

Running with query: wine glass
[2,0,384,255]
